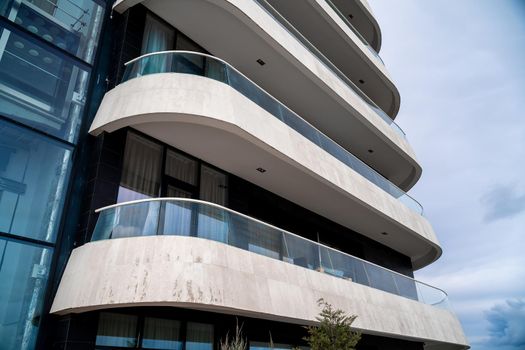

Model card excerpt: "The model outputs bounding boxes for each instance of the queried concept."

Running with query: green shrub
[304,299,361,350]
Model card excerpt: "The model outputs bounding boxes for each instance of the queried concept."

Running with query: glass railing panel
[91,208,117,241]
[205,57,229,83]
[92,199,448,309]
[417,282,450,309]
[120,52,423,215]
[319,247,353,280]
[365,263,399,295]
[282,233,320,270]
[196,202,230,243]
[393,274,418,301]
[230,213,284,260]
[162,200,194,237]
[226,66,283,119]
[93,201,161,240]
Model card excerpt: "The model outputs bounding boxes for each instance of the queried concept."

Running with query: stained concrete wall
[51,236,469,349]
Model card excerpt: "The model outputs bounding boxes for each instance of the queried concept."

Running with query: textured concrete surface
[90,74,440,268]
[51,236,469,349]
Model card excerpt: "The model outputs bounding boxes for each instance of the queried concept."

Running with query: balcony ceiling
[333,0,382,52]
[265,0,399,117]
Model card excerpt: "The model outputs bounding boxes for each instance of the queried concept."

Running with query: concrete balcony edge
[50,236,469,349]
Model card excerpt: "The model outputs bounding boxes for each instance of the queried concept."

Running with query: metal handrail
[94,198,449,307]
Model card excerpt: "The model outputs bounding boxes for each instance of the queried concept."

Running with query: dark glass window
[0,23,91,142]
[95,312,138,348]
[0,119,72,243]
[186,322,214,350]
[118,130,228,207]
[143,317,183,350]
[1,0,105,63]
[0,238,53,350]
[95,313,213,350]
[165,150,198,186]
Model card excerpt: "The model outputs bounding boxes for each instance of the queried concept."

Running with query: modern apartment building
[0,0,469,349]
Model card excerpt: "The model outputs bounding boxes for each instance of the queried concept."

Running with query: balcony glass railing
[323,0,383,62]
[121,51,423,215]
[92,198,449,309]
[253,0,405,137]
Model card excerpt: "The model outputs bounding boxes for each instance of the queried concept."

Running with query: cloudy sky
[369,0,525,348]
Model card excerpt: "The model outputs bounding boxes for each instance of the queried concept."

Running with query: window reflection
[143,317,183,350]
[0,238,52,350]
[1,0,105,63]
[186,322,214,350]
[0,24,91,142]
[95,313,213,350]
[96,313,138,348]
[0,119,72,243]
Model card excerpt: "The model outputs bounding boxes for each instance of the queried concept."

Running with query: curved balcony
[323,0,382,61]
[91,198,449,309]
[121,51,423,215]
[331,0,382,52]
[256,0,400,129]
[112,0,421,191]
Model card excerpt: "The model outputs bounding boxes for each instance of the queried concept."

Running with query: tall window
[141,14,175,54]
[95,313,213,350]
[96,313,138,348]
[118,130,228,207]
[118,132,163,203]
[140,14,175,74]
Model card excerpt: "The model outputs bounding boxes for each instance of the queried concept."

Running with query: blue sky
[369,0,525,349]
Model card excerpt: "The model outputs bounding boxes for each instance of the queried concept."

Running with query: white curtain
[141,14,175,73]
[199,165,227,205]
[163,201,193,236]
[96,313,138,347]
[142,14,175,54]
[118,132,162,202]
[165,150,197,185]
